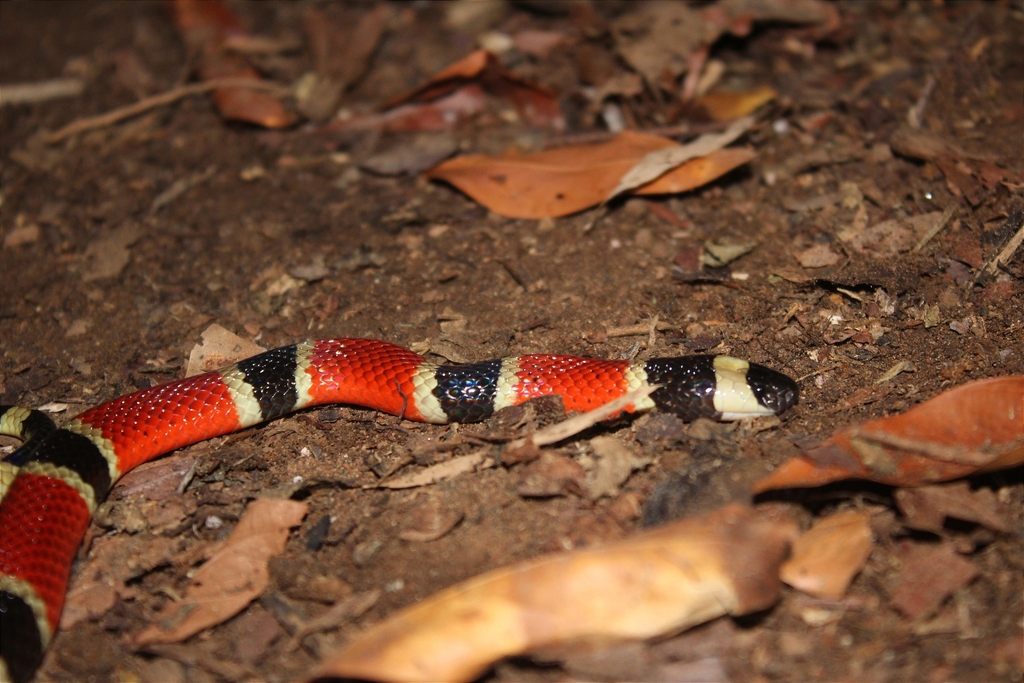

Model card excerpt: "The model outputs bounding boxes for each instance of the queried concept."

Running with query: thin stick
[0,78,85,107]
[983,210,1024,276]
[45,78,291,144]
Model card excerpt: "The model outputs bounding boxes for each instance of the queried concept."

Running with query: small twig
[0,78,85,107]
[980,208,1024,279]
[907,73,937,129]
[507,384,660,452]
[496,259,530,290]
[45,78,291,144]
[604,320,675,339]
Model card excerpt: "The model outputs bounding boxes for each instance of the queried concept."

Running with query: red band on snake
[0,338,797,682]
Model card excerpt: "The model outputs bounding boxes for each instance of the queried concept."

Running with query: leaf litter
[135,498,307,646]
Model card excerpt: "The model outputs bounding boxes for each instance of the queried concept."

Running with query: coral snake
[0,338,798,682]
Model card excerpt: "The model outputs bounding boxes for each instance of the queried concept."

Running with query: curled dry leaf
[135,498,307,646]
[314,504,796,683]
[426,131,754,219]
[754,376,1024,492]
[780,510,873,600]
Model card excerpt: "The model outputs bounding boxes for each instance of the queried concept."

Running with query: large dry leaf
[315,504,796,682]
[754,376,1024,492]
[135,498,307,645]
[425,131,754,219]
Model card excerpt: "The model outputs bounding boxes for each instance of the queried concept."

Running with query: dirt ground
[1,1,1022,682]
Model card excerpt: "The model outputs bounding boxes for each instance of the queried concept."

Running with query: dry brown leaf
[380,49,563,130]
[315,504,796,683]
[375,450,493,490]
[516,452,586,498]
[62,536,184,629]
[134,498,307,646]
[330,85,487,133]
[426,132,754,219]
[781,510,874,600]
[895,482,1010,533]
[754,376,1024,492]
[796,243,842,269]
[185,324,266,377]
[611,0,836,88]
[80,223,141,282]
[299,4,392,121]
[585,436,651,501]
[397,494,464,543]
[889,541,980,620]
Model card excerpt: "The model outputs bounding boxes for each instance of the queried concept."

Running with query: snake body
[0,338,797,682]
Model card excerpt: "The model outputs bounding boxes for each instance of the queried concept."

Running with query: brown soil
[1,2,1022,682]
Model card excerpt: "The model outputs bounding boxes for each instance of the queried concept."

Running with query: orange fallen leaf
[315,504,796,683]
[171,0,296,128]
[754,376,1024,492]
[780,510,874,600]
[135,498,307,646]
[425,131,754,219]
